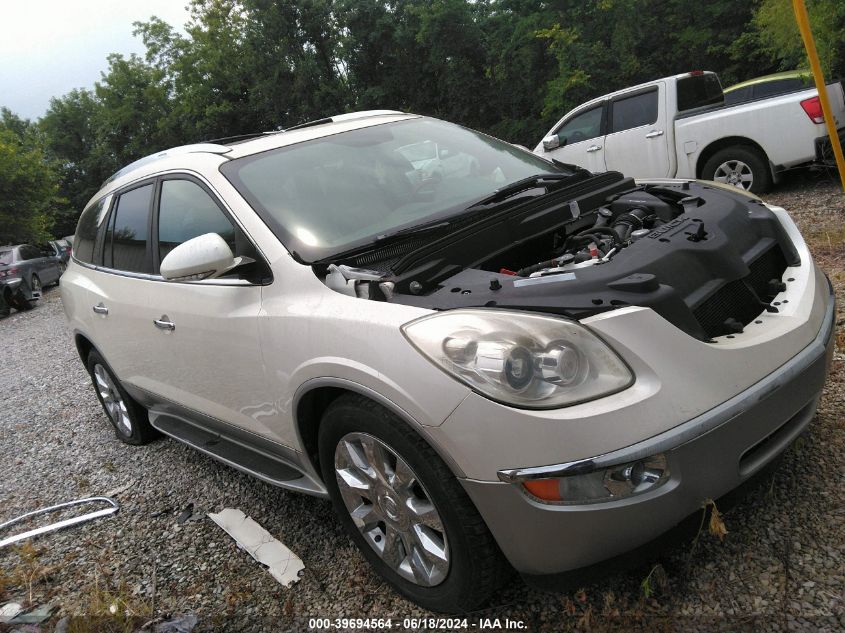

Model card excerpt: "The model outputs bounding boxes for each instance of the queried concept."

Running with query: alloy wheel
[30,276,41,299]
[93,364,132,436]
[713,159,753,190]
[334,432,450,587]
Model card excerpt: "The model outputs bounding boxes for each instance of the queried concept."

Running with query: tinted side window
[18,245,36,260]
[555,106,603,144]
[610,90,658,133]
[75,196,111,264]
[677,74,724,111]
[158,180,236,262]
[108,184,153,273]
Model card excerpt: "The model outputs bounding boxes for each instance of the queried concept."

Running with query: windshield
[221,117,564,262]
[0,250,13,266]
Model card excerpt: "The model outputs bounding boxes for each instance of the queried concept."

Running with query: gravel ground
[1,172,844,633]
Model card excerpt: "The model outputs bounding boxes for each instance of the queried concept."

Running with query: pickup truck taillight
[801,96,825,124]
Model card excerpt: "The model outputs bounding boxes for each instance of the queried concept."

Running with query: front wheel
[318,394,507,612]
[702,146,772,194]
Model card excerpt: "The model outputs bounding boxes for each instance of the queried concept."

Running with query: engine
[320,177,798,341]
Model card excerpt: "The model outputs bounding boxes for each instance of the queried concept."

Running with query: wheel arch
[74,332,96,365]
[293,378,466,485]
[695,136,773,179]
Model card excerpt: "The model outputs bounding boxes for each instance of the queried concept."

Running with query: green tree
[0,117,60,244]
[752,0,845,77]
[40,90,110,236]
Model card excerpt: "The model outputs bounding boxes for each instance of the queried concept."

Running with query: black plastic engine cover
[391,182,799,341]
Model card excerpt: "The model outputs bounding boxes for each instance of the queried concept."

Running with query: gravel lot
[1,173,843,632]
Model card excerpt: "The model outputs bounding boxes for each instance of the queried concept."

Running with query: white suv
[62,111,835,612]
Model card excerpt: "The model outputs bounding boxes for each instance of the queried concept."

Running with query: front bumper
[460,279,836,576]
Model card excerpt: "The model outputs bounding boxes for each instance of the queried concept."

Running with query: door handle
[153,316,175,331]
[646,130,665,138]
[92,303,109,315]
[586,144,602,153]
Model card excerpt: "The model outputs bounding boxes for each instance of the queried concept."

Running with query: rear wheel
[702,146,772,194]
[318,394,507,612]
[86,350,158,445]
[27,275,41,308]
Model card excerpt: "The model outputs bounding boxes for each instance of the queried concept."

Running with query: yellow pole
[792,0,845,192]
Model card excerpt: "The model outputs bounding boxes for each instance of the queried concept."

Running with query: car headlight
[401,309,633,408]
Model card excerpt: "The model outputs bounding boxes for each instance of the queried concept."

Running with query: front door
[541,103,607,173]
[141,177,280,443]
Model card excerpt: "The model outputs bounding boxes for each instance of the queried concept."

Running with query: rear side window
[107,184,153,273]
[74,196,111,264]
[677,74,724,111]
[555,105,604,145]
[0,250,13,265]
[18,245,38,260]
[610,90,658,133]
[158,180,236,262]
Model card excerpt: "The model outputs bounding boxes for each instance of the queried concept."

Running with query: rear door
[541,103,607,173]
[86,182,156,384]
[603,85,671,177]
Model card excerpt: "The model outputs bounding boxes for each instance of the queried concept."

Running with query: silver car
[1,243,64,313]
[61,111,835,612]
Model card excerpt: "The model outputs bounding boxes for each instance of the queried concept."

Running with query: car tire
[702,146,772,194]
[25,275,42,309]
[318,394,508,613]
[86,350,159,445]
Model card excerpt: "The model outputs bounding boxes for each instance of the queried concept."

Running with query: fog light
[521,454,669,504]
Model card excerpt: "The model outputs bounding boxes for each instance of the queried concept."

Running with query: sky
[0,1,193,120]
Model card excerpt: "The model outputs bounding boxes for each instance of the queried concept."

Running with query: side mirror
[160,233,244,281]
[542,135,561,151]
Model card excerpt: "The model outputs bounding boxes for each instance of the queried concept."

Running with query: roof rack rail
[284,110,405,132]
[204,130,283,145]
[101,143,232,188]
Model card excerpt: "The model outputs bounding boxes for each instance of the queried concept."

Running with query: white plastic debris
[0,602,23,623]
[208,508,304,586]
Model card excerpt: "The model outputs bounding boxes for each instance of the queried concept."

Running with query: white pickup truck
[534,70,845,193]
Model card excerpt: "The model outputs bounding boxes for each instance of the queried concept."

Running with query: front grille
[693,246,788,339]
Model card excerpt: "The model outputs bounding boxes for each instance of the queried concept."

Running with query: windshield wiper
[374,218,455,242]
[465,173,575,210]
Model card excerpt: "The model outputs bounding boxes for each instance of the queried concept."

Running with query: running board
[149,412,327,497]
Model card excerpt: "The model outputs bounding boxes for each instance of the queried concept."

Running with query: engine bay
[319,173,799,341]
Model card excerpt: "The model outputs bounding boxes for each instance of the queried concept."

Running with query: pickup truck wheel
[86,350,158,445]
[702,146,771,194]
[318,394,508,612]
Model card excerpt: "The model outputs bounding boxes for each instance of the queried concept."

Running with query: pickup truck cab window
[610,89,658,134]
[555,105,603,144]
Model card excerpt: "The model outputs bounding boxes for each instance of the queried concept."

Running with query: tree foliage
[0,109,60,244]
[2,0,843,238]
